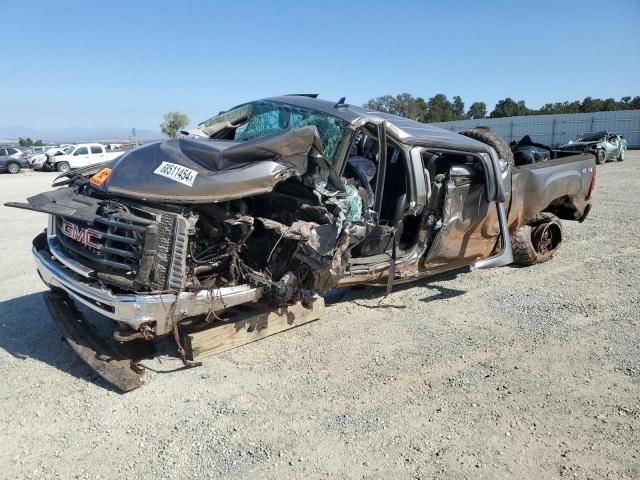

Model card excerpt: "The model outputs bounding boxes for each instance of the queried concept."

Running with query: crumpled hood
[95,126,326,203]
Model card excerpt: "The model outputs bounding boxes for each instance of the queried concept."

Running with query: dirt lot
[1,154,639,480]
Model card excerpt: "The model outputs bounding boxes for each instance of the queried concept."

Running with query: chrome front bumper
[34,236,263,336]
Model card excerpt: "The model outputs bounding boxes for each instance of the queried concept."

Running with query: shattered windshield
[577,131,606,142]
[200,101,348,164]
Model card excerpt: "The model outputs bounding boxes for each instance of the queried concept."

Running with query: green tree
[364,93,427,119]
[490,98,529,118]
[392,93,428,119]
[18,137,34,147]
[537,101,580,115]
[467,102,487,119]
[580,97,604,113]
[629,96,640,109]
[160,112,190,138]
[602,98,621,111]
[422,94,455,122]
[364,95,395,113]
[452,96,466,120]
[365,93,640,121]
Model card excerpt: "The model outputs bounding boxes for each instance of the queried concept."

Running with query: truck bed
[509,152,595,228]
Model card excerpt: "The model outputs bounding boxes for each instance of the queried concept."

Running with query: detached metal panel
[431,110,640,147]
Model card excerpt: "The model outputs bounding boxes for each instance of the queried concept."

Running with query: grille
[55,214,147,273]
[53,202,183,290]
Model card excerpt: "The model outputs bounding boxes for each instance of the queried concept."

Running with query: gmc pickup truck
[7,95,596,390]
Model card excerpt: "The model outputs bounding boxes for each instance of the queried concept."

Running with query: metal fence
[430,110,640,148]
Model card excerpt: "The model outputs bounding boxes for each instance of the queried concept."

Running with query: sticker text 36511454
[153,161,198,187]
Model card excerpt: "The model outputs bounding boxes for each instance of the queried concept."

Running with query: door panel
[71,147,90,167]
[423,166,500,271]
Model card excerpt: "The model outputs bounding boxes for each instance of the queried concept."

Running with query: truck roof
[264,95,488,153]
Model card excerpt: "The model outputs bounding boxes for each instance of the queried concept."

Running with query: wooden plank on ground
[184,296,325,361]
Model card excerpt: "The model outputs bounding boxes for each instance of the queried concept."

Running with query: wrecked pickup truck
[7,95,596,390]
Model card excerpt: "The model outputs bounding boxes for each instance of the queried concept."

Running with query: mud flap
[42,290,144,392]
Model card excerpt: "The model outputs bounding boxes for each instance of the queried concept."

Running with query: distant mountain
[0,126,161,143]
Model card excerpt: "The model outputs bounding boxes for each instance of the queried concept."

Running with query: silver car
[559,131,628,164]
[0,147,29,174]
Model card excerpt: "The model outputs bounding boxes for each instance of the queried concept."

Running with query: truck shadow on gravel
[0,267,469,389]
[0,292,121,392]
[323,267,469,308]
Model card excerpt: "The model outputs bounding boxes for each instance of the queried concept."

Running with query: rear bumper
[578,203,592,223]
[34,232,262,336]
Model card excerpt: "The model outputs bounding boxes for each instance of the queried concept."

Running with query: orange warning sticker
[90,167,112,187]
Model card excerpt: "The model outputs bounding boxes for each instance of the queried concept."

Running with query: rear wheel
[458,127,514,165]
[617,149,625,162]
[7,162,21,174]
[595,149,606,165]
[56,161,70,173]
[511,212,562,266]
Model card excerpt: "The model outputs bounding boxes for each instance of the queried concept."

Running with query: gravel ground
[1,155,639,480]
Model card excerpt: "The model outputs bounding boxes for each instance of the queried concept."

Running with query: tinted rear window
[90,146,102,154]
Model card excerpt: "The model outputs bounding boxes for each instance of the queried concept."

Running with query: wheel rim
[621,150,625,160]
[8,163,19,173]
[59,163,69,172]
[532,222,561,255]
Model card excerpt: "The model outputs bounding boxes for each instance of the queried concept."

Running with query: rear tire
[56,161,70,173]
[511,212,562,266]
[595,149,606,165]
[617,149,625,162]
[458,127,514,165]
[7,162,21,174]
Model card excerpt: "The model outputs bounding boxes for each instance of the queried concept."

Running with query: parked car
[29,146,75,170]
[6,95,596,390]
[0,146,29,174]
[43,143,125,172]
[23,146,49,157]
[558,131,627,164]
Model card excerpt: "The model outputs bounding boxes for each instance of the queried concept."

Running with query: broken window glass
[203,101,348,165]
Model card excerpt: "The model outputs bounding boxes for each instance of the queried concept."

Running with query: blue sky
[2,0,639,131]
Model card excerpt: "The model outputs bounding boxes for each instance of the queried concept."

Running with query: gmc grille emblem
[60,220,103,250]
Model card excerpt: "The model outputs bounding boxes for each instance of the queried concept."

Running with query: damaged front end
[9,126,375,388]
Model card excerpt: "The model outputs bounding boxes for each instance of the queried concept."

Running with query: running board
[474,202,513,269]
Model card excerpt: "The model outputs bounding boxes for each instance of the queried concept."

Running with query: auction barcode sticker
[153,161,198,187]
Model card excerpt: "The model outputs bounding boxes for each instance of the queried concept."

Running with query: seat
[424,153,448,181]
[346,156,376,208]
